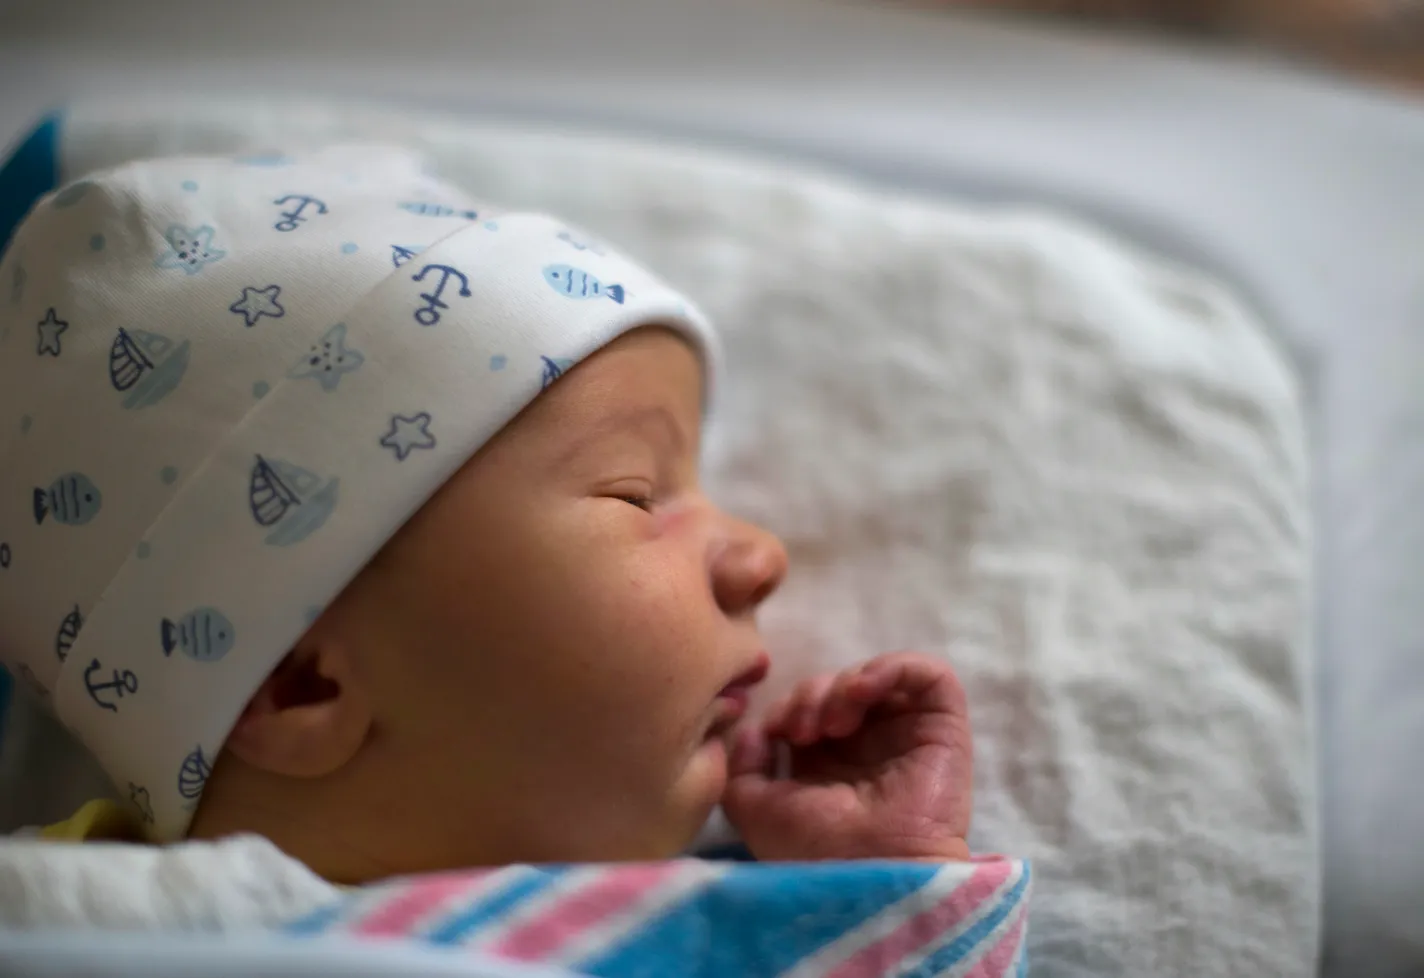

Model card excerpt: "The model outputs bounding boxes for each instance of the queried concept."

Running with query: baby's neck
[188,761,412,885]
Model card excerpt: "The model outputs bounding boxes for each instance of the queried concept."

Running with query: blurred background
[0,3,1421,978]
[901,0,1424,89]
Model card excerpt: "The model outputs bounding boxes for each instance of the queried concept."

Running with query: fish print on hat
[399,202,479,220]
[161,607,236,663]
[109,328,191,409]
[33,473,102,527]
[543,264,625,304]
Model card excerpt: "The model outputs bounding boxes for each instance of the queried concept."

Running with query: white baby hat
[0,145,718,840]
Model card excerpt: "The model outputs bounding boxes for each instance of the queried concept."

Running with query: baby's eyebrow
[552,405,686,467]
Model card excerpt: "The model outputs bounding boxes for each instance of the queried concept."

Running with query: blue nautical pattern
[108,328,191,409]
[83,657,138,713]
[540,356,575,391]
[391,244,422,268]
[55,605,82,663]
[557,229,606,255]
[34,473,102,526]
[411,263,472,326]
[380,412,436,461]
[36,307,67,356]
[272,195,329,232]
[161,607,235,663]
[155,224,226,274]
[543,264,625,304]
[399,202,479,220]
[229,285,285,327]
[288,322,364,391]
[128,783,155,824]
[177,745,212,801]
[248,455,340,547]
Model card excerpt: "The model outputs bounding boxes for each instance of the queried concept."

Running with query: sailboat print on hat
[55,605,82,663]
[177,745,212,804]
[248,455,339,547]
[109,328,191,409]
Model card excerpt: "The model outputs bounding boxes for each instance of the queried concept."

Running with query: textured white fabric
[0,144,716,841]
[0,834,335,931]
[1,101,1313,977]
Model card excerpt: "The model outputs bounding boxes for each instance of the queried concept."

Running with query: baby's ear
[224,637,372,779]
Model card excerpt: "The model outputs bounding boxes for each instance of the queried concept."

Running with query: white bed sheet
[0,1,1421,975]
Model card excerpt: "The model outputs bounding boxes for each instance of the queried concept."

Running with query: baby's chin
[669,735,732,844]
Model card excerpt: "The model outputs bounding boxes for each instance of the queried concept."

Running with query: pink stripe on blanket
[353,873,488,936]
[823,860,1016,978]
[489,863,683,961]
[961,905,1028,978]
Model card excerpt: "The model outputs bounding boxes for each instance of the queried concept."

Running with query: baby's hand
[722,652,973,863]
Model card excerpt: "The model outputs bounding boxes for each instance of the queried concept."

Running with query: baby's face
[327,327,786,868]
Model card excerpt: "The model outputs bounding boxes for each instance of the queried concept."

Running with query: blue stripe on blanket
[917,863,1031,975]
[579,861,940,978]
[425,867,568,943]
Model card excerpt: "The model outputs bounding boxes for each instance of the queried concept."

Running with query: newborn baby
[0,147,973,882]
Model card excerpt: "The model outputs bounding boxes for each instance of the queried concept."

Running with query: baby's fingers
[857,652,968,718]
[819,666,882,738]
[773,675,836,746]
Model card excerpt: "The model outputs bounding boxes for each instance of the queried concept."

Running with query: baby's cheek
[650,497,698,537]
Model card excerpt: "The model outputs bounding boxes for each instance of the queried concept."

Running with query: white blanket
[4,98,1315,977]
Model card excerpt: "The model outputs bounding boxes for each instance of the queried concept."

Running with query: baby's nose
[712,517,788,617]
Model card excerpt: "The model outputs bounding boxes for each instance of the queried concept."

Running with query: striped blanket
[285,857,1030,977]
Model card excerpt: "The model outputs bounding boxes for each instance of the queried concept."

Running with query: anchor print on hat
[83,658,139,713]
[109,328,191,409]
[272,195,328,232]
[411,263,472,326]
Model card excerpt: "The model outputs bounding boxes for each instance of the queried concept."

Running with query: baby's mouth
[706,652,770,740]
